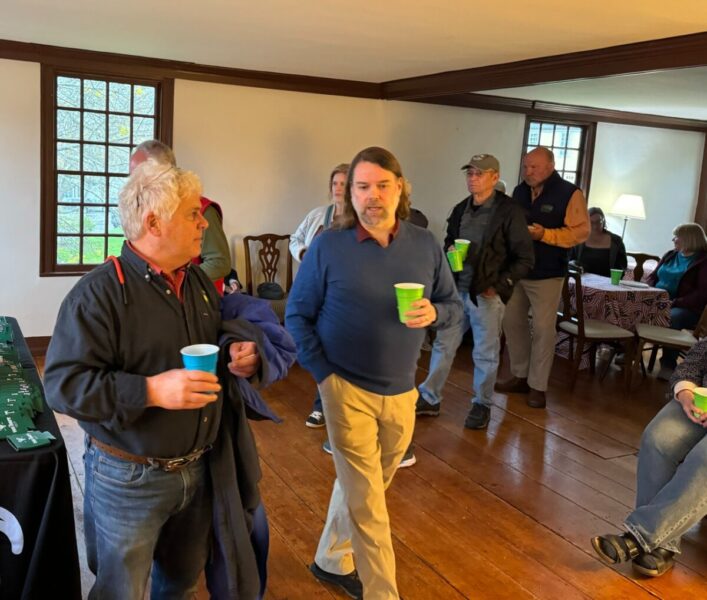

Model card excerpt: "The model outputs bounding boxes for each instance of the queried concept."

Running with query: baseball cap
[461,154,500,172]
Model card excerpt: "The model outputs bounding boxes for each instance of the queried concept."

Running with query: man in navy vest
[496,147,589,408]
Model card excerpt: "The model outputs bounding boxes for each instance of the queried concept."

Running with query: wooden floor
[39,346,707,599]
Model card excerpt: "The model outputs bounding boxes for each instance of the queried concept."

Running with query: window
[41,66,173,275]
[522,118,595,193]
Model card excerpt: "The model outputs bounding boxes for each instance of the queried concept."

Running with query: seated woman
[591,337,707,577]
[569,207,626,276]
[647,223,707,378]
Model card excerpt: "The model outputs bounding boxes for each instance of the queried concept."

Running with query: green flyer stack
[0,316,55,450]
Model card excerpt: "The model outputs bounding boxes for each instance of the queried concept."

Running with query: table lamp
[610,194,645,239]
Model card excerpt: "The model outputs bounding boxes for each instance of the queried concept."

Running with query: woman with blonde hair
[290,163,349,428]
[647,222,707,378]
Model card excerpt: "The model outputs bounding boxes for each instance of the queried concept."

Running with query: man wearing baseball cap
[416,154,534,429]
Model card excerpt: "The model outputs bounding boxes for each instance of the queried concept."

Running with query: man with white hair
[44,160,261,598]
[130,140,232,293]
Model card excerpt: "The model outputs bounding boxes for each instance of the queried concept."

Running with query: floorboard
[35,343,707,599]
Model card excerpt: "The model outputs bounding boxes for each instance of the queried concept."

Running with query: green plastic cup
[447,250,463,272]
[394,283,425,323]
[454,239,471,261]
[610,268,622,285]
[693,387,707,414]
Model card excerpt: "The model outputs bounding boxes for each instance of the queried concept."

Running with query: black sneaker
[415,394,440,416]
[398,444,417,468]
[310,562,363,599]
[305,410,326,428]
[464,403,490,430]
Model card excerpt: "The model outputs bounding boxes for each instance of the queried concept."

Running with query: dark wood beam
[383,32,707,100]
[0,39,381,99]
[409,93,707,132]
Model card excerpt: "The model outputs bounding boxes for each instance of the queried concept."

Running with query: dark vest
[513,171,578,279]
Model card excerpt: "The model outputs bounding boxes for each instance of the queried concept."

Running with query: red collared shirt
[355,218,400,245]
[127,242,189,302]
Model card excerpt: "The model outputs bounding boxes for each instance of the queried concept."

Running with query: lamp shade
[610,194,646,220]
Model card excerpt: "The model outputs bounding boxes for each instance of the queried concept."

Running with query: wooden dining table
[555,273,671,369]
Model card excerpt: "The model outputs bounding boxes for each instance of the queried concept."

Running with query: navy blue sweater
[285,222,462,395]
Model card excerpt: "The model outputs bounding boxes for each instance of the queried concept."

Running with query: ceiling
[2,1,706,119]
[478,67,707,120]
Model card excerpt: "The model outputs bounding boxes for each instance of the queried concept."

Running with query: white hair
[119,158,202,240]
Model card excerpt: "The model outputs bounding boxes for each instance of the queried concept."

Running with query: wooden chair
[243,234,292,322]
[626,252,660,282]
[556,269,634,390]
[632,305,707,379]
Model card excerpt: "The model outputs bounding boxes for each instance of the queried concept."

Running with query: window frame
[519,116,596,196]
[40,64,174,276]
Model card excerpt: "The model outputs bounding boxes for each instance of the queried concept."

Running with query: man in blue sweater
[286,147,462,600]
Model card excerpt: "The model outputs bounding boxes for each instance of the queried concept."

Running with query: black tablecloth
[0,317,81,599]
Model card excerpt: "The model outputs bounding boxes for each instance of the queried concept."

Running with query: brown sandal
[591,533,642,565]
[632,548,675,577]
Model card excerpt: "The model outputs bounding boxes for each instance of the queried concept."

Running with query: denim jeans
[419,291,505,408]
[84,438,212,600]
[661,307,700,368]
[625,400,707,553]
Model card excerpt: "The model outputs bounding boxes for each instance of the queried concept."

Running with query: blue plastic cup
[180,344,219,374]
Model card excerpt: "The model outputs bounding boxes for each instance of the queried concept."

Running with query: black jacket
[445,193,534,303]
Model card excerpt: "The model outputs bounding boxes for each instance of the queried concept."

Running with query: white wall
[0,59,80,337]
[589,122,704,255]
[0,59,704,336]
[173,79,525,276]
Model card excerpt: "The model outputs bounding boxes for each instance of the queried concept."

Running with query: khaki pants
[501,277,564,392]
[315,373,416,600]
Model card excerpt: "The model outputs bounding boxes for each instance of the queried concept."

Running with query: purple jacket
[647,249,707,315]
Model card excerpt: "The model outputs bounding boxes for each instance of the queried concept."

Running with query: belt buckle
[162,456,191,472]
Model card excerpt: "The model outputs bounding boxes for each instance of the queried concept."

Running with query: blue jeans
[84,438,212,600]
[625,400,707,553]
[419,292,505,408]
[661,307,700,368]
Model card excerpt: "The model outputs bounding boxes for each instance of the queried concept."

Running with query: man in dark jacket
[417,154,534,429]
[43,159,261,599]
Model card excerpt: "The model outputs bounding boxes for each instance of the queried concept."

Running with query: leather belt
[90,436,211,472]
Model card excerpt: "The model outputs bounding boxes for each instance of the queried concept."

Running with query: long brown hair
[335,146,410,229]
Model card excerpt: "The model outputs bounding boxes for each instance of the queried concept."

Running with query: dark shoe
[591,532,642,565]
[398,444,417,468]
[494,376,530,394]
[527,388,546,409]
[415,394,440,416]
[305,410,326,428]
[464,403,490,430]
[322,439,333,455]
[632,547,675,577]
[310,563,363,600]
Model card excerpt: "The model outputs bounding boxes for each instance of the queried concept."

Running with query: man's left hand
[404,298,437,329]
[228,341,260,378]
[528,223,545,240]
